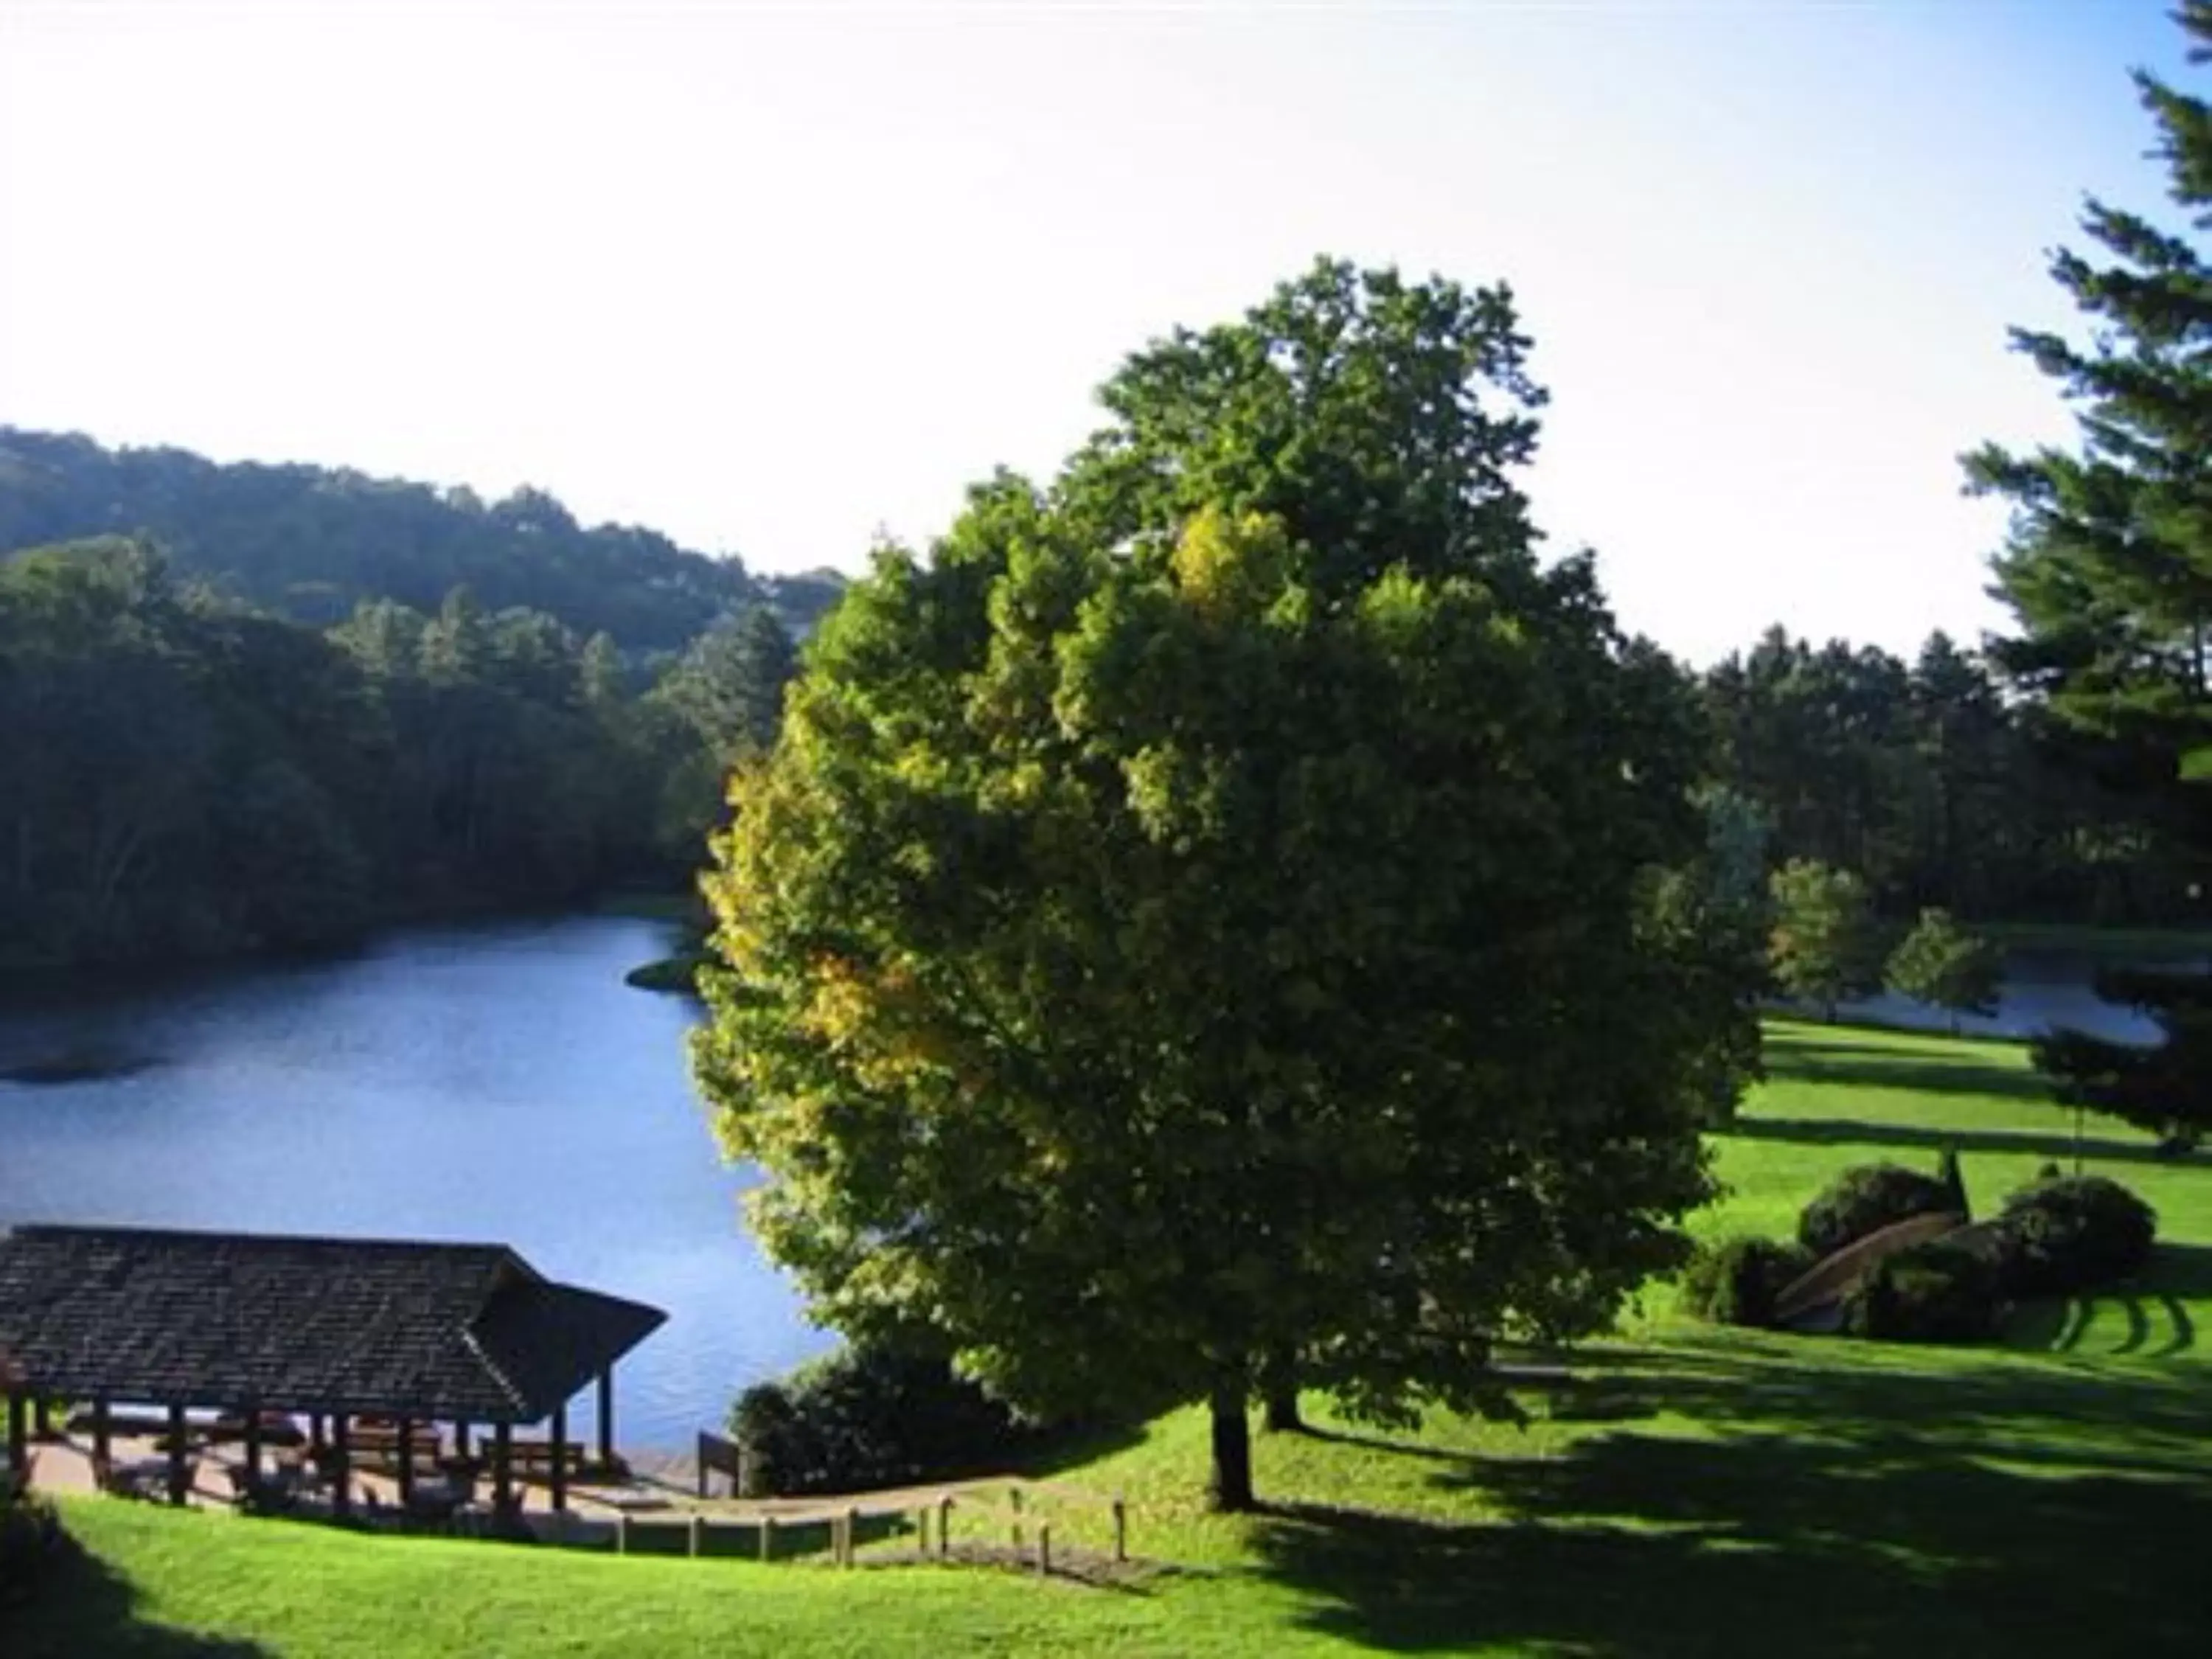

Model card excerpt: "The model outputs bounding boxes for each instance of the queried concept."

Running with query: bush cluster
[1796,1162,1960,1258]
[1840,1238,2003,1342]
[1679,1237,1813,1328]
[1995,1173,2157,1296]
[1682,1155,2160,1349]
[730,1342,1051,1498]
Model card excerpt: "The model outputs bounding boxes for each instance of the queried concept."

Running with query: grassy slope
[14,1019,2211,1658]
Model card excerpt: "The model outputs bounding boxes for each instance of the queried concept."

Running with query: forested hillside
[0,537,798,973]
[0,428,842,652]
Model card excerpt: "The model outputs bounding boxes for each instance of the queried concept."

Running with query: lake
[0,915,830,1450]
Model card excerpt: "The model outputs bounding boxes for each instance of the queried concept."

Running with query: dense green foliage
[1840,1237,2003,1343]
[729,1343,1050,1498]
[0,426,838,652]
[1795,1162,1958,1258]
[1677,1236,1811,1329]
[1885,908,2003,1033]
[1702,626,2196,929]
[1996,1172,2158,1296]
[0,537,797,971]
[696,260,1740,1511]
[1767,858,1882,1020]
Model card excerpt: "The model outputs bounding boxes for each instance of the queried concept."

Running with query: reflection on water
[0,917,830,1449]
[1823,950,2197,1046]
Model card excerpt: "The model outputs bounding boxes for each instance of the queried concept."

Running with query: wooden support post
[243,1409,262,1485]
[453,1420,470,1463]
[616,1513,630,1556]
[916,1505,928,1554]
[549,1402,568,1513]
[396,1418,415,1505]
[166,1404,189,1506]
[846,1506,860,1567]
[595,1368,614,1470]
[937,1495,952,1559]
[492,1422,513,1517]
[1037,1523,1051,1578]
[32,1398,51,1439]
[92,1399,111,1465]
[4,1393,26,1481]
[688,1514,704,1558]
[759,1514,774,1562]
[310,1413,326,1450]
[1113,1494,1127,1563]
[1009,1484,1023,1548]
[330,1415,352,1519]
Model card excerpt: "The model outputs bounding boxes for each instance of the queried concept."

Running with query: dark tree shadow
[1248,1348,2212,1655]
[1998,1243,2211,1360]
[4,1539,271,1658]
[1727,1114,2188,1170]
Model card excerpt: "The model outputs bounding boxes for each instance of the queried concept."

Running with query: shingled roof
[0,1224,666,1422]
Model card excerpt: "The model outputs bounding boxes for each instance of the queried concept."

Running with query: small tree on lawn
[1885,908,2004,1035]
[1769,858,1882,1021]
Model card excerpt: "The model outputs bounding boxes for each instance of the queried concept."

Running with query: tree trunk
[1259,1345,1304,1434]
[1206,1371,1255,1513]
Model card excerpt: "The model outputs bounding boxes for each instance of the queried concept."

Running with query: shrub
[1995,1174,2157,1296]
[730,1341,1053,1498]
[0,1476,69,1608]
[1680,1236,1812,1328]
[1840,1239,2002,1343]
[1798,1162,1958,1258]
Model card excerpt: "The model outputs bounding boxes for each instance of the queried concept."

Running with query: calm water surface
[0,917,829,1449]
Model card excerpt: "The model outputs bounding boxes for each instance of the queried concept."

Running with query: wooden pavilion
[0,1222,667,1517]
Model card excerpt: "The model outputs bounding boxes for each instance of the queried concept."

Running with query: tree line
[0,426,844,653]
[0,536,796,973]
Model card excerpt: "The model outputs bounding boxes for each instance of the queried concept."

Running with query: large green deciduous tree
[1966,4,2212,1135]
[693,261,1731,1510]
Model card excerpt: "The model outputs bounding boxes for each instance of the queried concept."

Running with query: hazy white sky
[0,1,2191,664]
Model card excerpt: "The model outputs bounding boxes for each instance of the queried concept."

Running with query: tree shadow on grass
[1759,1041,2058,1104]
[2001,1243,2211,1359]
[1248,1348,2212,1655]
[4,1538,271,1659]
[1725,1113,2191,1172]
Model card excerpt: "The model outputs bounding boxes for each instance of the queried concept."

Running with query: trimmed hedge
[1840,1239,2002,1343]
[1798,1163,1958,1258]
[1996,1174,2157,1296]
[730,1343,1049,1498]
[1680,1237,1813,1328]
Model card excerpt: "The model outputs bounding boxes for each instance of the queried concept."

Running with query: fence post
[1009,1485,1023,1548]
[688,1514,704,1559]
[915,1504,928,1555]
[1037,1523,1051,1578]
[937,1495,953,1559]
[1113,1494,1127,1563]
[845,1505,860,1568]
[759,1514,774,1563]
[616,1513,630,1557]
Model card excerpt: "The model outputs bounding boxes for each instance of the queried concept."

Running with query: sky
[0,0,2196,666]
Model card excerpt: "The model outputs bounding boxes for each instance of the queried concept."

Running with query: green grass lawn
[13,1018,2211,1657]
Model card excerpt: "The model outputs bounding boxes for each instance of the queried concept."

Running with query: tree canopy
[693,260,1736,1510]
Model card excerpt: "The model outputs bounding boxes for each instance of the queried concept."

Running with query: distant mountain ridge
[0,427,844,650]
